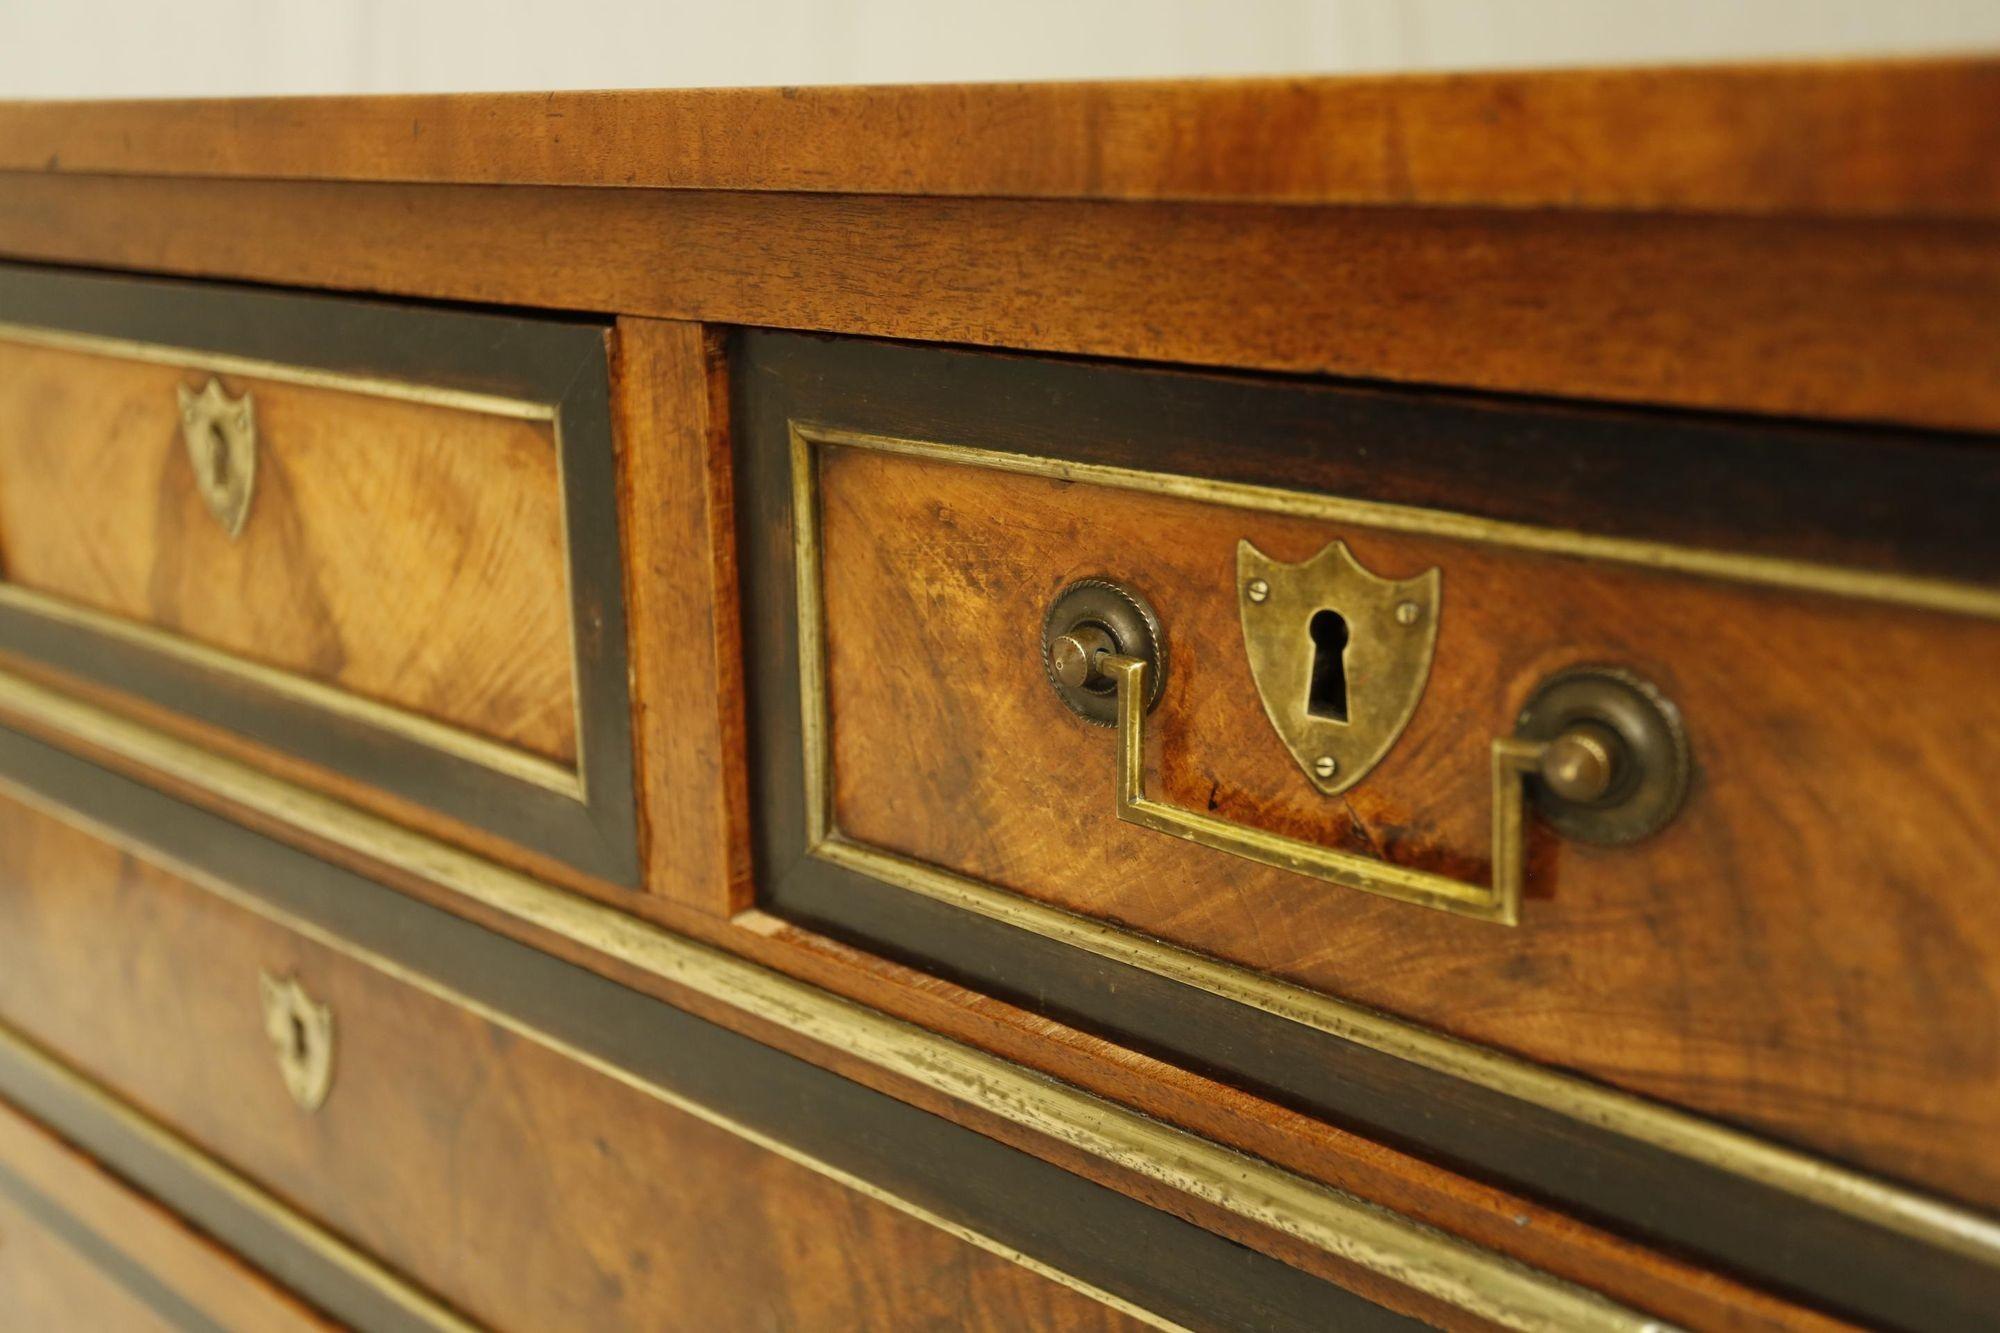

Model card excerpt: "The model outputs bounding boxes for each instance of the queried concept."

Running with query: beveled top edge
[1,56,1998,219]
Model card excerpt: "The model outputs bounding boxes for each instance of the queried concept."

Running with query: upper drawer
[0,265,636,883]
[735,332,2000,1318]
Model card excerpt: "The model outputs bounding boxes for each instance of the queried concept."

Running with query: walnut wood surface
[4,174,1999,433]
[1,60,1996,218]
[615,317,753,913]
[0,1097,333,1332]
[0,337,577,762]
[819,444,2000,1210]
[0,795,1149,1333]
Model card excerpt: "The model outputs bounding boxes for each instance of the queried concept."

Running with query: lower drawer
[0,791,1157,1333]
[0,758,1524,1332]
[0,1096,329,1333]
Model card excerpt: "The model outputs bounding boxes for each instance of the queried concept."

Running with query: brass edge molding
[0,585,584,800]
[794,424,2000,623]
[0,1021,476,1333]
[782,423,2000,1266]
[0,674,1657,1333]
[789,423,835,846]
[812,833,2000,1267]
[0,325,554,421]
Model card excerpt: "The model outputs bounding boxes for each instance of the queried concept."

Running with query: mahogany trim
[1,60,1997,218]
[3,175,1998,433]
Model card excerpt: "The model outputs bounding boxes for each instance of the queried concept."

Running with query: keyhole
[1306,609,1350,721]
[207,422,233,490]
[289,1013,308,1059]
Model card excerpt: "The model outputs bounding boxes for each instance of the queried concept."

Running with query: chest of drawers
[0,61,1996,1332]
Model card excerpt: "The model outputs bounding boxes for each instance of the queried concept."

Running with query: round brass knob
[1538,724,1620,805]
[1041,578,1167,726]
[1050,624,1117,691]
[1515,666,1690,845]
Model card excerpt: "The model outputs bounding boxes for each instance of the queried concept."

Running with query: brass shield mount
[259,970,335,1112]
[1237,539,1439,795]
[177,376,258,538]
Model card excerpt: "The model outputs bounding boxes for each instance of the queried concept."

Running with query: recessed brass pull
[258,970,335,1111]
[1096,655,1688,927]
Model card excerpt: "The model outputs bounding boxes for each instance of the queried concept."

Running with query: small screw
[1313,755,1338,780]
[1246,579,1270,604]
[1395,601,1422,626]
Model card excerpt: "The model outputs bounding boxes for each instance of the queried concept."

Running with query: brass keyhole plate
[258,970,334,1112]
[177,377,257,538]
[1238,539,1440,795]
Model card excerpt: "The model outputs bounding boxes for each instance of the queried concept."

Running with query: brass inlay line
[0,673,1661,1332]
[796,424,2000,622]
[784,422,2000,1267]
[0,585,584,800]
[814,832,2000,1269]
[0,325,555,421]
[0,1021,477,1333]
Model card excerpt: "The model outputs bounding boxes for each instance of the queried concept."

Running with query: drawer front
[0,770,1457,1333]
[0,1096,332,1333]
[0,264,636,883]
[0,793,1153,1333]
[737,333,2000,1325]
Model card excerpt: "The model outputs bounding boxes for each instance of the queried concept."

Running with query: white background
[2,1,1998,98]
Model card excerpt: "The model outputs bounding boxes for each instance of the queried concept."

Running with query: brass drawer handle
[258,971,335,1111]
[177,377,258,537]
[1047,577,1688,926]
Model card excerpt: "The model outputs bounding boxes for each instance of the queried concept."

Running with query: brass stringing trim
[0,585,583,800]
[0,1020,476,1333]
[0,325,554,421]
[795,424,2000,622]
[0,676,1659,1332]
[0,322,592,800]
[785,423,2000,1267]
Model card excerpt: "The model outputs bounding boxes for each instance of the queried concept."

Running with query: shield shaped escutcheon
[177,377,257,538]
[1237,538,1440,796]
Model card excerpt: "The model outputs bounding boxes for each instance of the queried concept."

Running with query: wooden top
[3,57,1998,219]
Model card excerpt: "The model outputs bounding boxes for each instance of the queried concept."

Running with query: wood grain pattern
[0,337,577,762]
[819,444,2000,1209]
[0,60,1996,218]
[615,317,753,913]
[4,174,1999,433]
[0,1097,333,1333]
[0,795,1150,1333]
